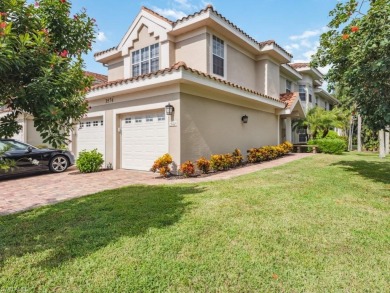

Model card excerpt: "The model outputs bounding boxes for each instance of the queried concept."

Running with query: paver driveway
[0,153,312,215]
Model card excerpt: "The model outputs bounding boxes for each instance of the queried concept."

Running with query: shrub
[196,157,211,174]
[309,138,346,155]
[210,154,230,171]
[151,153,173,177]
[35,144,49,149]
[179,161,195,177]
[232,148,243,166]
[76,149,104,173]
[280,141,293,154]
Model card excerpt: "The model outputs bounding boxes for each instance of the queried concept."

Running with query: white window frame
[299,85,306,102]
[286,80,292,93]
[132,43,159,77]
[211,35,226,78]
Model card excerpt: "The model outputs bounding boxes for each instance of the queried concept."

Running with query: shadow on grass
[0,184,204,268]
[332,160,390,185]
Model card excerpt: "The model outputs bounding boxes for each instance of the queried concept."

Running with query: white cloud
[96,31,107,42]
[173,0,195,10]
[289,27,327,41]
[153,7,187,19]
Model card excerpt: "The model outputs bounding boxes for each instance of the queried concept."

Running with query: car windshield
[0,140,32,151]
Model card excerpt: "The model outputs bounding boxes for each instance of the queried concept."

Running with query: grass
[0,152,389,292]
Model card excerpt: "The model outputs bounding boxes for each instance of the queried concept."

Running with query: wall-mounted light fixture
[165,103,174,116]
[241,115,248,124]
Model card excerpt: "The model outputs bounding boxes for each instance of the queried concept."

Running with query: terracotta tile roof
[259,40,293,58]
[90,61,285,106]
[94,5,292,59]
[289,63,310,69]
[84,71,108,84]
[141,6,174,25]
[94,46,118,57]
[279,92,298,109]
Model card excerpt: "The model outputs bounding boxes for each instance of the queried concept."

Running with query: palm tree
[293,107,345,140]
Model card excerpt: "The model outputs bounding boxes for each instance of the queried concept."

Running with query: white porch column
[285,117,292,143]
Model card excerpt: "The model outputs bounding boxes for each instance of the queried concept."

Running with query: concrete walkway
[0,153,312,215]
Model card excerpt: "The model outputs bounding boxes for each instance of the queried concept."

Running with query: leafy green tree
[313,0,390,131]
[0,0,96,147]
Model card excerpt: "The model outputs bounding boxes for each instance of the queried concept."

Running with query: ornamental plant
[150,153,173,177]
[210,154,229,171]
[196,157,210,174]
[179,160,195,177]
[0,0,96,147]
[232,148,243,167]
[76,149,104,173]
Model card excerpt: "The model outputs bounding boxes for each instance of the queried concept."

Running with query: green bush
[76,149,104,173]
[309,138,346,155]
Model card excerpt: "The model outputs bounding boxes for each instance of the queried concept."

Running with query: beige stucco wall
[87,89,181,169]
[26,119,45,147]
[175,32,208,72]
[107,60,124,81]
[255,60,267,94]
[132,25,158,51]
[226,45,256,90]
[180,93,279,163]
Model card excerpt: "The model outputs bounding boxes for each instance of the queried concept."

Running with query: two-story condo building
[72,5,337,171]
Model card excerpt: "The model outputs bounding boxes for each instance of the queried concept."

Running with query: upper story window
[286,80,292,93]
[212,35,224,77]
[309,94,312,103]
[324,101,328,110]
[299,85,306,102]
[132,43,159,77]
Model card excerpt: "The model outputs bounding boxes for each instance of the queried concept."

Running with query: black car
[0,139,75,177]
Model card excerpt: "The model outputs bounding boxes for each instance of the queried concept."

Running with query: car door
[1,141,46,176]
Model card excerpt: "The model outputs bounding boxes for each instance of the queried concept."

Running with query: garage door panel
[77,117,105,161]
[121,111,168,171]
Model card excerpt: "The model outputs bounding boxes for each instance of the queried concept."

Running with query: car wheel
[49,155,69,173]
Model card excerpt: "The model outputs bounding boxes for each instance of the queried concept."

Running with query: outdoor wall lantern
[241,115,248,124]
[165,103,174,116]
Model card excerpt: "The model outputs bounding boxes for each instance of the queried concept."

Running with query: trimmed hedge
[76,149,104,173]
[308,138,346,154]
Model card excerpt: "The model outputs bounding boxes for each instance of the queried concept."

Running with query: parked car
[0,139,75,177]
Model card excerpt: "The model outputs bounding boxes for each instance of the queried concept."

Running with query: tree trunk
[379,129,386,159]
[385,126,389,155]
[357,114,362,152]
[348,117,354,151]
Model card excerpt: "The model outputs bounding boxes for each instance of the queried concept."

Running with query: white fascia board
[181,70,286,109]
[95,49,120,63]
[281,64,303,80]
[173,11,210,31]
[314,89,339,104]
[87,71,182,100]
[260,44,291,63]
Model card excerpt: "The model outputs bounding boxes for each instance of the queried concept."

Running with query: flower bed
[151,141,293,179]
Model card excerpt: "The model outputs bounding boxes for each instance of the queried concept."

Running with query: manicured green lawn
[1,152,389,292]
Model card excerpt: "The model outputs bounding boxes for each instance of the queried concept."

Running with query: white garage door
[121,111,168,171]
[77,117,105,160]
[11,122,24,142]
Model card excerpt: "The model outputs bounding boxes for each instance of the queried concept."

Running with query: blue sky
[70,0,341,74]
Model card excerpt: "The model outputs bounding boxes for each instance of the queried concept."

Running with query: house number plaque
[105,97,114,104]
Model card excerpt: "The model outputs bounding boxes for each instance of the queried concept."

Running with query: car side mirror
[27,146,33,153]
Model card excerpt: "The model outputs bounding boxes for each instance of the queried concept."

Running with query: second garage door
[121,111,168,171]
[77,117,105,160]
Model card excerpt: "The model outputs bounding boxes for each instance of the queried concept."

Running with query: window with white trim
[93,121,99,127]
[146,115,153,122]
[132,43,159,77]
[101,120,104,126]
[86,122,91,127]
[79,122,84,128]
[135,117,142,123]
[286,80,292,93]
[299,85,306,102]
[212,35,224,77]
[157,113,165,121]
